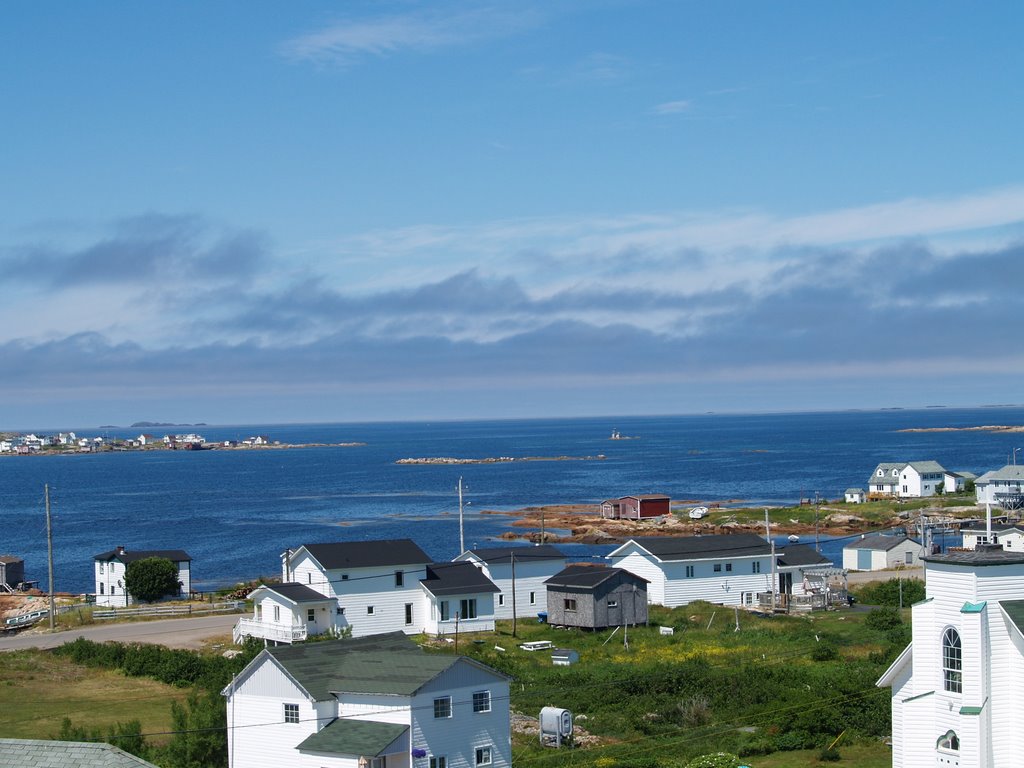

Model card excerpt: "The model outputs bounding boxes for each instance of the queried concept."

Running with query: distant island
[130,421,208,428]
[899,424,1024,433]
[397,455,606,465]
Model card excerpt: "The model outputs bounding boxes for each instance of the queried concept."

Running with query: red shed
[602,494,670,519]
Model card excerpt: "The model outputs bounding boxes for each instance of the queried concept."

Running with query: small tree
[125,557,181,603]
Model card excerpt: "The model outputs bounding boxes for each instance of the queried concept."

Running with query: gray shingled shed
[544,564,648,630]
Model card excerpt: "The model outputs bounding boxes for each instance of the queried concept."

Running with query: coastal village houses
[236,539,500,643]
[868,461,947,499]
[606,534,831,609]
[974,464,1024,509]
[877,542,1024,767]
[453,545,566,620]
[224,632,511,768]
[93,546,192,607]
[961,523,1024,551]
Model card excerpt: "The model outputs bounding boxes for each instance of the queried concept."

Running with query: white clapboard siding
[412,671,511,768]
[481,558,566,619]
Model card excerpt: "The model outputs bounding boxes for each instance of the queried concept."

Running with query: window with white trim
[942,628,962,693]
[433,696,452,718]
[752,562,761,574]
[497,594,504,606]
[685,565,695,578]
[284,703,299,723]
[473,690,491,713]
[367,605,374,615]
[460,598,477,619]
[395,570,404,587]
[429,757,447,768]
[607,600,618,608]
[405,603,413,625]
[529,591,535,605]
[307,608,315,622]
[440,600,450,621]
[273,605,280,622]
[475,747,492,766]
[564,598,577,611]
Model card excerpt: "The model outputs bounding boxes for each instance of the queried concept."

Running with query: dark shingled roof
[1000,600,1024,636]
[545,564,648,589]
[924,545,1024,567]
[844,535,917,552]
[777,544,833,567]
[254,582,333,604]
[420,562,500,597]
[466,545,565,564]
[297,719,408,757]
[615,534,771,561]
[93,549,191,564]
[265,632,506,701]
[301,539,431,569]
[0,739,162,767]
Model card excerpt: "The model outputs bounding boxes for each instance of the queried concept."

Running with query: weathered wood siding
[545,575,647,629]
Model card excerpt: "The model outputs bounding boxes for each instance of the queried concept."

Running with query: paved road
[0,613,240,652]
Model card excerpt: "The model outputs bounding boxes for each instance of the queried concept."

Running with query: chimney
[116,545,125,555]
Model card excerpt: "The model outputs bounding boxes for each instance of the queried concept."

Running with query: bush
[811,643,839,661]
[864,606,903,632]
[818,746,841,761]
[125,557,181,603]
[854,578,925,607]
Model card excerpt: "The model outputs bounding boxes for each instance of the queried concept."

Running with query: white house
[775,544,836,600]
[257,540,499,641]
[454,545,566,620]
[868,461,947,499]
[418,562,499,635]
[877,543,1024,767]
[93,546,192,607]
[224,632,511,768]
[975,464,1024,509]
[944,471,976,494]
[606,534,777,608]
[960,523,1024,552]
[0,739,162,767]
[844,488,866,504]
[841,534,921,571]
[234,583,337,645]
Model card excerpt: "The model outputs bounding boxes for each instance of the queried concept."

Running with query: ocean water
[2,407,1019,593]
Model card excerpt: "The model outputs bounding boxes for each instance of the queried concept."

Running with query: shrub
[864,606,903,631]
[818,746,842,761]
[811,643,839,661]
[854,578,925,607]
[125,557,181,603]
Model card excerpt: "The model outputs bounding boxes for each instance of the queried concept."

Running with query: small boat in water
[787,534,800,543]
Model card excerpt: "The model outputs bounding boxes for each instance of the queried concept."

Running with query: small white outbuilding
[842,534,921,571]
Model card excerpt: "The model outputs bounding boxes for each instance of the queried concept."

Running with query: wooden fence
[91,601,244,620]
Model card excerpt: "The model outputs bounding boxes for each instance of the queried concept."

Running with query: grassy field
[0,649,188,741]
[437,600,900,767]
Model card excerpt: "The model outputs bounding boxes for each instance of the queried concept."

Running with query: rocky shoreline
[395,455,606,465]
[479,503,916,545]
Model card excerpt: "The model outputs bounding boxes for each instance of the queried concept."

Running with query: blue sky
[3,1,1024,429]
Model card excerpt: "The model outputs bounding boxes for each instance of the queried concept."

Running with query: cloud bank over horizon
[3,189,1023,426]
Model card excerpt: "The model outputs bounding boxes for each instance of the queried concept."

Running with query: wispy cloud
[280,6,542,65]
[652,99,691,115]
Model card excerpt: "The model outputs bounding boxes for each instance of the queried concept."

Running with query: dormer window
[877,469,884,477]
[892,469,899,477]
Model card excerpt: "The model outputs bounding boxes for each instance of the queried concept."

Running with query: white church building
[877,542,1024,767]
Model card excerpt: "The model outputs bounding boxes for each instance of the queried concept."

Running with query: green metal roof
[1000,600,1024,636]
[298,719,408,757]
[961,601,987,613]
[266,633,486,701]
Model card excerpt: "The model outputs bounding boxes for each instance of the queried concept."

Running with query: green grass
[750,740,891,767]
[0,649,188,741]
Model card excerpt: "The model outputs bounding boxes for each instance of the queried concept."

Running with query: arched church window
[937,730,959,750]
[942,628,962,693]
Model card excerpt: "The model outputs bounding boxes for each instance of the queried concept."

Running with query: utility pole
[540,508,545,544]
[510,551,518,638]
[458,477,465,555]
[814,492,820,554]
[45,484,55,631]
[764,509,776,613]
